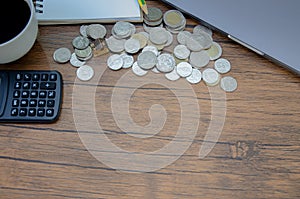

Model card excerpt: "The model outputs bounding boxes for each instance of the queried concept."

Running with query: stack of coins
[143,7,163,29]
[163,10,186,33]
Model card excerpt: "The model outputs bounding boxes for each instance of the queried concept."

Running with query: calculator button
[23,82,30,89]
[29,100,37,107]
[14,82,22,89]
[32,82,39,89]
[38,100,46,107]
[12,99,19,107]
[13,90,20,98]
[22,91,29,98]
[49,74,57,81]
[37,109,45,117]
[41,74,48,81]
[40,82,56,90]
[11,108,18,116]
[19,108,27,116]
[20,99,28,107]
[24,74,31,81]
[46,109,54,117]
[47,100,55,107]
[48,91,56,98]
[30,91,38,98]
[28,109,36,117]
[32,74,40,81]
[39,91,47,98]
[16,73,23,80]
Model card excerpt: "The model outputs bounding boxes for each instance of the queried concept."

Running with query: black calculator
[0,70,63,123]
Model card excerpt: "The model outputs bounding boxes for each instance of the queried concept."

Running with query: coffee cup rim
[0,0,35,47]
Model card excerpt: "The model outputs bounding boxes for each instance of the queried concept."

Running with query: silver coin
[112,21,135,39]
[156,53,176,73]
[214,58,231,74]
[137,51,157,70]
[176,62,193,77]
[105,36,125,53]
[70,53,86,68]
[202,68,220,86]
[86,24,107,39]
[132,62,148,76]
[177,30,192,45]
[124,38,141,54]
[149,27,168,45]
[174,44,190,60]
[220,76,238,92]
[142,45,159,56]
[120,53,134,69]
[76,65,94,81]
[107,54,124,71]
[186,69,202,84]
[206,41,223,61]
[74,46,92,59]
[165,68,180,81]
[189,51,210,68]
[190,32,213,50]
[193,24,213,37]
[80,25,88,37]
[53,47,72,64]
[72,36,90,50]
[164,30,174,47]
[144,7,163,22]
[186,35,204,52]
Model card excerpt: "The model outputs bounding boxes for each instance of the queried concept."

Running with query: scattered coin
[74,46,93,60]
[202,68,221,86]
[206,41,222,61]
[137,51,157,70]
[176,62,193,77]
[144,7,163,25]
[131,33,148,49]
[105,36,126,53]
[149,27,168,45]
[163,10,186,33]
[72,36,90,50]
[142,45,159,56]
[165,68,181,81]
[53,47,72,64]
[86,24,107,39]
[189,51,210,68]
[193,24,213,37]
[80,25,88,37]
[120,53,134,69]
[220,76,238,92]
[107,54,124,71]
[132,62,148,76]
[76,65,94,81]
[214,58,231,74]
[174,44,190,60]
[177,30,192,45]
[124,38,141,54]
[70,53,86,68]
[156,53,176,73]
[186,69,202,84]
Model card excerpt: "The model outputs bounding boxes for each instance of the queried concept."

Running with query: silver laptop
[161,0,300,75]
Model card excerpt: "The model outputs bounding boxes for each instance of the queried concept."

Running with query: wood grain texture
[1,1,299,198]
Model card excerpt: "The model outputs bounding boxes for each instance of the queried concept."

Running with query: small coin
[86,24,107,39]
[174,44,190,60]
[156,53,176,73]
[107,54,124,71]
[206,42,222,61]
[202,68,221,86]
[144,7,163,22]
[189,51,210,68]
[72,36,90,50]
[120,53,134,69]
[74,46,93,59]
[193,24,213,37]
[220,76,238,92]
[165,68,180,81]
[132,62,148,76]
[149,27,168,45]
[124,38,141,54]
[177,30,192,45]
[176,62,193,77]
[53,47,72,64]
[105,36,126,53]
[186,69,202,84]
[214,58,231,74]
[76,65,94,81]
[70,53,86,68]
[137,51,157,70]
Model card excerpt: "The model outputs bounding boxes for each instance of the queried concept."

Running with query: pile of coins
[53,7,237,92]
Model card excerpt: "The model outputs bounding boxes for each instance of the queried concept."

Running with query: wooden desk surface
[1,1,299,198]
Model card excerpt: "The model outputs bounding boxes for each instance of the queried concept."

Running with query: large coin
[186,69,202,84]
[156,53,176,73]
[137,51,157,70]
[53,47,72,64]
[176,62,193,77]
[76,65,94,81]
[107,54,124,71]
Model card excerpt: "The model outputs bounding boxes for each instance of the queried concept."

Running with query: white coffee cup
[0,0,38,64]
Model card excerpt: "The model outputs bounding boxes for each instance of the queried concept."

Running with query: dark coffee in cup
[0,1,31,44]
